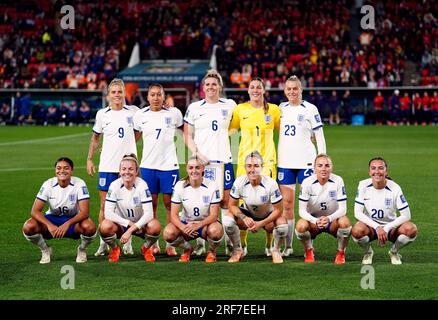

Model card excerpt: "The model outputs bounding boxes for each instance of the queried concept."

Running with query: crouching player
[99,154,161,263]
[295,154,351,264]
[23,157,96,264]
[163,156,224,263]
[223,151,288,264]
[352,157,417,265]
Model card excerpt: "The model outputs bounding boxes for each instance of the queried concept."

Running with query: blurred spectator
[328,90,340,125]
[46,104,59,125]
[79,101,91,124]
[388,90,401,126]
[399,92,412,125]
[341,90,351,125]
[373,91,385,125]
[0,102,11,124]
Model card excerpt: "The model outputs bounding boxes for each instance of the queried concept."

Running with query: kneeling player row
[23,153,417,265]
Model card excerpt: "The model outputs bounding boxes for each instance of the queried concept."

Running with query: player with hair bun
[277,75,326,257]
[295,154,351,264]
[99,154,161,263]
[86,78,140,257]
[163,156,223,263]
[223,151,287,264]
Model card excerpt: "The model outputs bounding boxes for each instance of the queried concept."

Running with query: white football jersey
[105,177,153,229]
[184,98,236,162]
[230,175,283,219]
[93,105,139,172]
[355,178,409,226]
[299,173,347,219]
[36,177,90,216]
[277,100,323,168]
[171,179,221,222]
[134,106,183,170]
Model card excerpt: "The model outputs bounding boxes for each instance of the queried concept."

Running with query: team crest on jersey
[314,114,321,123]
[215,190,220,199]
[260,195,268,203]
[297,114,305,122]
[82,186,89,195]
[342,186,346,196]
[385,198,392,207]
[204,168,216,180]
[69,194,77,202]
[231,186,236,194]
[203,195,210,204]
[329,190,337,199]
[133,197,140,205]
[127,116,133,126]
[221,109,228,118]
[99,178,106,187]
[274,189,281,198]
[165,117,172,125]
[278,172,284,181]
[265,115,271,123]
[145,189,151,198]
[400,194,407,203]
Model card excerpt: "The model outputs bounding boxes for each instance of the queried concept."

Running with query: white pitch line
[0,133,90,147]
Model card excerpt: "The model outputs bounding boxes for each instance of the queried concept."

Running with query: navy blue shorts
[98,172,119,191]
[277,167,313,185]
[43,214,80,239]
[140,168,179,194]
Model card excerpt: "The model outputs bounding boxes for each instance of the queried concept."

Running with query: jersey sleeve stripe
[398,205,409,211]
[355,200,364,205]
[141,200,152,204]
[183,119,193,125]
[92,129,101,135]
[171,201,182,204]
[36,197,46,202]
[272,198,282,205]
[312,124,323,130]
[78,197,90,201]
[230,194,240,200]
[210,201,221,204]
[298,198,308,202]
[105,199,117,203]
[337,198,347,202]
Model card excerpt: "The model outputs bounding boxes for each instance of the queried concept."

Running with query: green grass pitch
[0,125,437,300]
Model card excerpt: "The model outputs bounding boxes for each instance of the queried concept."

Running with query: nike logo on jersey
[242,117,249,120]
[105,122,111,126]
[199,114,206,117]
[142,121,148,124]
[364,198,370,200]
[182,198,189,201]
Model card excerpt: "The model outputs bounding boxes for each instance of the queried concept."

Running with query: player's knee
[351,225,365,238]
[163,225,177,242]
[22,219,37,235]
[295,219,309,233]
[81,219,97,236]
[338,216,351,228]
[99,220,114,236]
[147,219,161,235]
[403,223,417,238]
[208,224,224,240]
